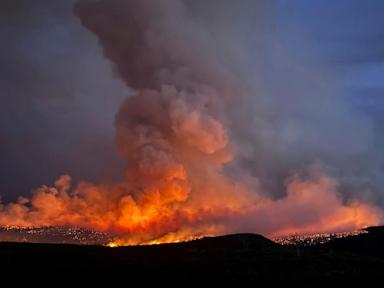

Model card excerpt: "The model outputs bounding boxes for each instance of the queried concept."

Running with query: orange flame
[1,166,381,247]
[30,0,380,247]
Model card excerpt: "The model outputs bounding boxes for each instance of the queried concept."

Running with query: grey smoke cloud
[0,0,127,200]
[76,0,382,204]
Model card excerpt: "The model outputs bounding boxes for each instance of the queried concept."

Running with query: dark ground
[1,228,384,285]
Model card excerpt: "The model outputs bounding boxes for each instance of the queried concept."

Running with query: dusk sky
[1,0,384,210]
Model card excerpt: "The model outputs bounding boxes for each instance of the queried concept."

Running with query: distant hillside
[0,226,112,245]
[322,225,384,259]
[164,233,279,251]
[1,228,384,285]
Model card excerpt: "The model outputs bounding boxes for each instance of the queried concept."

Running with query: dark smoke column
[73,0,250,243]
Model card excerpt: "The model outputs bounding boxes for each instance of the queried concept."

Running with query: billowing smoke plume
[0,0,382,245]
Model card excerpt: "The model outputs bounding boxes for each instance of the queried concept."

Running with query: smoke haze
[0,0,383,244]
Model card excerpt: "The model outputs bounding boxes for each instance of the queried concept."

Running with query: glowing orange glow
[0,162,382,246]
[0,89,382,246]
[5,0,374,247]
[1,0,382,248]
[0,159,382,247]
[106,242,118,248]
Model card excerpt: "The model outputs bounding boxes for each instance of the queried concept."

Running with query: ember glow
[0,0,383,246]
[0,166,380,246]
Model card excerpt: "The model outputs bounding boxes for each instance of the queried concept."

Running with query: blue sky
[275,0,384,114]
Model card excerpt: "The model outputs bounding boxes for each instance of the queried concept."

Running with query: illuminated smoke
[0,0,382,245]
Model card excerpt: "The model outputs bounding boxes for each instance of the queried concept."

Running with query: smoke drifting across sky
[0,0,383,244]
[0,0,127,201]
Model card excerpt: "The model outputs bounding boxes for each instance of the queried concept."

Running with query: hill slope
[1,229,384,285]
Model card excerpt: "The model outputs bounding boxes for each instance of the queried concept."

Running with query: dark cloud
[0,0,126,200]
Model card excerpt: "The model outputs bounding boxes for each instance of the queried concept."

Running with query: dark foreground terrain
[1,228,384,285]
